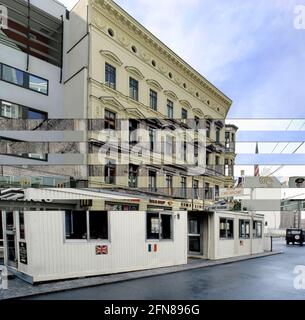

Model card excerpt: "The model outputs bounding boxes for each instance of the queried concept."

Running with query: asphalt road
[29,240,305,300]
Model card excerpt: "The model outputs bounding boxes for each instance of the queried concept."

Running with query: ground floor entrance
[187,212,209,258]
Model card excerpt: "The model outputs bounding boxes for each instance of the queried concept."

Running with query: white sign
[0,5,8,30]
[220,188,244,198]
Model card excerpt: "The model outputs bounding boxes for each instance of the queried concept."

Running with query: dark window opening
[105,63,116,89]
[149,89,157,111]
[65,211,87,240]
[89,211,108,240]
[129,77,139,101]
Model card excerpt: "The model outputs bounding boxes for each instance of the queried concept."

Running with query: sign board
[206,204,230,211]
[96,245,108,255]
[220,188,244,198]
[19,242,28,265]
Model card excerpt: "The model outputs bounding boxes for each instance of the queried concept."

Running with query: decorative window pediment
[146,79,163,91]
[125,108,146,119]
[100,50,123,66]
[164,90,178,101]
[99,96,125,111]
[179,100,192,110]
[192,108,204,117]
[125,66,145,79]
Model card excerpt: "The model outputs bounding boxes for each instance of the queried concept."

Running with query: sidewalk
[0,250,282,300]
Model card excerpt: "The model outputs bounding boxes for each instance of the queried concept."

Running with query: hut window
[239,219,250,239]
[160,214,172,239]
[65,211,109,241]
[146,212,173,240]
[219,218,234,239]
[253,220,262,238]
[65,211,87,240]
[89,211,108,240]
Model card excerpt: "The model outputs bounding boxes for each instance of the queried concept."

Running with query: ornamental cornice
[91,0,232,113]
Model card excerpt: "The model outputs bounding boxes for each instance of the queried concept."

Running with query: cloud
[60,0,305,119]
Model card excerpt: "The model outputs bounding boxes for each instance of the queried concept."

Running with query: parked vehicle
[286,229,304,246]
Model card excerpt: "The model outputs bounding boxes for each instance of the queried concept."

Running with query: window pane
[27,109,47,119]
[105,63,116,89]
[19,211,25,239]
[29,75,48,94]
[0,101,21,118]
[147,212,159,239]
[65,211,87,240]
[220,218,226,238]
[89,211,108,240]
[161,214,172,239]
[2,65,24,86]
[227,220,234,238]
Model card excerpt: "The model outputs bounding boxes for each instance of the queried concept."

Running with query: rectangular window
[104,109,116,130]
[129,77,139,101]
[181,108,188,120]
[148,170,157,192]
[29,75,48,95]
[205,182,210,199]
[239,219,250,239]
[225,158,229,176]
[165,135,174,155]
[65,211,87,240]
[0,136,47,161]
[129,164,138,188]
[2,64,24,86]
[0,100,47,119]
[105,63,116,89]
[0,214,3,247]
[147,212,160,239]
[216,128,221,143]
[206,121,211,138]
[219,218,234,239]
[161,214,172,239]
[150,89,157,111]
[253,220,263,238]
[149,127,155,151]
[225,132,230,149]
[193,179,199,199]
[194,116,200,130]
[19,211,25,240]
[104,160,116,184]
[89,211,108,240]
[167,99,173,119]
[166,174,173,196]
[146,212,173,240]
[129,119,139,143]
[1,63,49,95]
[65,211,108,241]
[181,176,187,198]
[215,185,219,199]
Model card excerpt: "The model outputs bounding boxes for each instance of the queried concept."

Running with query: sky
[61,0,305,119]
[59,0,305,178]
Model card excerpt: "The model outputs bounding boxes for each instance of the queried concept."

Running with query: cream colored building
[65,0,238,212]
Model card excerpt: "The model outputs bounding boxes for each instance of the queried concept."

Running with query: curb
[0,251,283,300]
